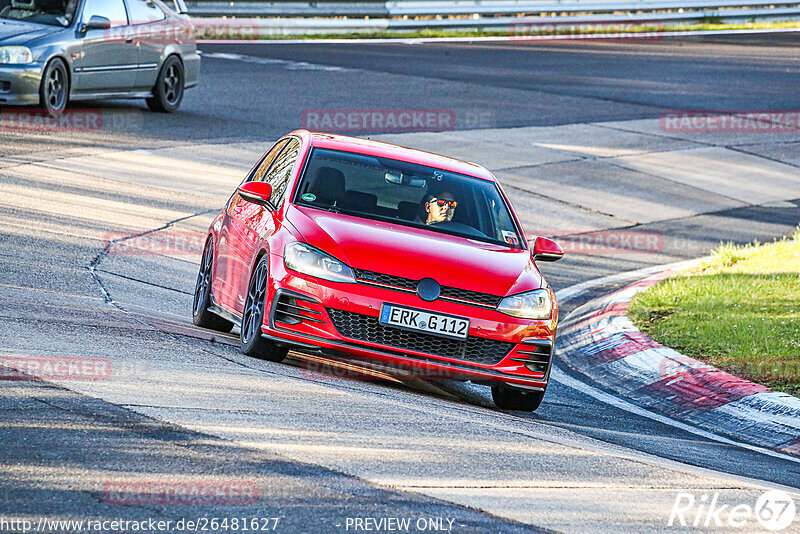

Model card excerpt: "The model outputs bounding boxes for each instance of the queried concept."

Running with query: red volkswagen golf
[193,130,564,411]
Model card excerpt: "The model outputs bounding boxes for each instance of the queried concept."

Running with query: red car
[193,130,564,411]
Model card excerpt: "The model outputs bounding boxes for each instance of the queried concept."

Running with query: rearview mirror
[81,15,111,32]
[237,182,275,209]
[533,237,564,262]
[385,171,426,188]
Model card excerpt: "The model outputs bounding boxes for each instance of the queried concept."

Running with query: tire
[491,385,545,412]
[146,56,184,113]
[39,58,69,117]
[192,238,234,333]
[240,256,288,362]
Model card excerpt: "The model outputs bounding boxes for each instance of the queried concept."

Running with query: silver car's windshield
[0,0,79,26]
[293,148,525,249]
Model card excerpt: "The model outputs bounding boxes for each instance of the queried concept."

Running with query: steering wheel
[433,221,488,238]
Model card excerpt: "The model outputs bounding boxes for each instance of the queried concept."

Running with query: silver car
[0,0,199,115]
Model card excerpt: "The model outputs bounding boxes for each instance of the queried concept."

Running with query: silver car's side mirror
[80,15,111,33]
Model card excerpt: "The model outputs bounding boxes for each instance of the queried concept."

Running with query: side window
[125,0,164,24]
[81,0,128,26]
[247,140,287,183]
[264,138,301,206]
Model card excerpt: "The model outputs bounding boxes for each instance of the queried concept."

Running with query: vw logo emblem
[416,278,441,302]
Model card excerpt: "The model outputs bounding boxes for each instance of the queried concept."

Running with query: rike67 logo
[669,491,796,531]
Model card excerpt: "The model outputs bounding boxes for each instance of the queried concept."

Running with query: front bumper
[259,253,555,390]
[0,63,44,106]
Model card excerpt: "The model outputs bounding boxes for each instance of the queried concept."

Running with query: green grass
[628,227,800,397]
[199,20,800,40]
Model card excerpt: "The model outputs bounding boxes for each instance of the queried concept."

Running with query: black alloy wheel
[40,58,69,117]
[192,238,234,332]
[240,256,288,362]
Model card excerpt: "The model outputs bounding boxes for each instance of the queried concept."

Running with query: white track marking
[552,267,800,466]
[201,51,355,71]
[556,258,702,304]
[550,367,800,466]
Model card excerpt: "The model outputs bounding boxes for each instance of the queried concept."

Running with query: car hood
[286,205,544,297]
[0,19,60,45]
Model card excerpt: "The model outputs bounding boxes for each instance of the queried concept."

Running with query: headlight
[284,242,356,283]
[497,289,552,319]
[0,47,34,65]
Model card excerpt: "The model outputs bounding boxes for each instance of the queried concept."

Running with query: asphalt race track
[1,34,800,532]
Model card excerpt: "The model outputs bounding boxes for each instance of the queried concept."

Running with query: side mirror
[81,15,111,32]
[237,181,275,209]
[533,237,564,262]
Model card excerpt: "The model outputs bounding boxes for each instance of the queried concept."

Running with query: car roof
[298,131,496,182]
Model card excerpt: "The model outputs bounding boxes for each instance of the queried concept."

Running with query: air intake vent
[273,292,324,326]
[511,342,552,374]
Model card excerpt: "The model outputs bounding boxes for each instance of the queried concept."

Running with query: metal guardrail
[186,0,800,17]
[185,0,800,35]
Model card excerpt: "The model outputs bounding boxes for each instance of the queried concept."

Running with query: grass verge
[197,20,800,40]
[628,227,800,397]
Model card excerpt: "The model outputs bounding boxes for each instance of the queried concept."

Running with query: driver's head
[424,191,457,225]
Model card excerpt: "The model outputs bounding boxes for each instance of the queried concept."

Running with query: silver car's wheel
[40,58,68,117]
[146,56,184,113]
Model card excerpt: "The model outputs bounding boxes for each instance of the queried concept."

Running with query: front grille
[326,308,514,366]
[353,269,417,290]
[352,268,503,307]
[440,286,502,307]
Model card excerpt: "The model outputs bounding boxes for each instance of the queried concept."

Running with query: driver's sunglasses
[430,198,457,208]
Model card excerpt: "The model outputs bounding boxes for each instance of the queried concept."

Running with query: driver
[418,191,457,225]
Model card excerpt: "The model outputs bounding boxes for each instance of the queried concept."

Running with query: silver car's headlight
[497,289,552,319]
[0,47,34,64]
[284,242,356,283]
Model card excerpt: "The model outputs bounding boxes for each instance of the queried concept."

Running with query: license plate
[379,304,469,340]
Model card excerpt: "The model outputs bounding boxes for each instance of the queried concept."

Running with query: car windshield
[0,0,79,26]
[293,147,525,249]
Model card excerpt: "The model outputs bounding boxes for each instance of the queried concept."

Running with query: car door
[213,139,288,312]
[229,137,302,313]
[123,0,167,89]
[73,0,138,91]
